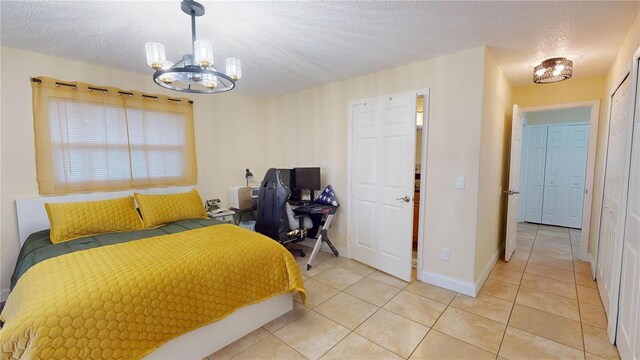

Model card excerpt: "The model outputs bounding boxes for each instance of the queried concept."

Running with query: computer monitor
[293,167,321,200]
[278,168,301,201]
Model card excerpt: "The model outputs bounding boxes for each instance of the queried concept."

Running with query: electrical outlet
[441,248,450,261]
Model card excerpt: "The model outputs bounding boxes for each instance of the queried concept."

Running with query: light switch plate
[456,176,465,189]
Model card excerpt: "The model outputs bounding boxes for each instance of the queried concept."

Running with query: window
[32,77,197,194]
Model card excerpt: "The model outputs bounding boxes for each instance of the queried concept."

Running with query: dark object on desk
[255,168,311,257]
[279,167,321,202]
[294,167,321,201]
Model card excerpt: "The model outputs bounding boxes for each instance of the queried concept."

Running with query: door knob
[503,190,520,195]
[396,196,411,202]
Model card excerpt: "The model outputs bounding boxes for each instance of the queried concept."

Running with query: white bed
[14,186,294,359]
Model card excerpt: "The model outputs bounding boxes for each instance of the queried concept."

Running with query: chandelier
[144,0,241,94]
[533,57,572,84]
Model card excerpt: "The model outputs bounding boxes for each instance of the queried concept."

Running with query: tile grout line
[495,225,541,358]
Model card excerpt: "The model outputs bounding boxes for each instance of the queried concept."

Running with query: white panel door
[542,125,567,226]
[565,124,590,228]
[350,92,417,281]
[524,126,548,223]
[617,58,640,360]
[597,75,633,342]
[505,105,523,261]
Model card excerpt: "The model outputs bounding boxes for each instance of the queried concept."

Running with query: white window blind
[48,98,190,189]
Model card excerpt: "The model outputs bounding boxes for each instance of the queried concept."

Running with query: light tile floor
[207,223,619,359]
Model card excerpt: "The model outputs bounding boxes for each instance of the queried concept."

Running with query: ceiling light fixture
[144,0,241,94]
[533,57,572,84]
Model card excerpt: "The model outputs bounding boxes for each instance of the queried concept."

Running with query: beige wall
[264,47,487,285]
[590,12,640,262]
[0,46,267,292]
[513,76,606,108]
[525,107,591,125]
[474,49,513,279]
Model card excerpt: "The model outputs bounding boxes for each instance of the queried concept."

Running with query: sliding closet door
[596,75,632,341]
[565,124,590,228]
[616,57,640,359]
[524,126,548,223]
[541,125,567,226]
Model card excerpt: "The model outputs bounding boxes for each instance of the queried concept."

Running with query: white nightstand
[207,210,236,224]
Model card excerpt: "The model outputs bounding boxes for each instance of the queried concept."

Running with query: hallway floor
[207,223,619,359]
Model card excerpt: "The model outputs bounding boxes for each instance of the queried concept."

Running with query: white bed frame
[14,187,295,359]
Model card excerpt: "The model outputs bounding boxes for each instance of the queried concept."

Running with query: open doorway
[514,101,599,262]
[412,95,425,271]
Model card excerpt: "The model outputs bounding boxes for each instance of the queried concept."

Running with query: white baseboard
[299,239,347,258]
[421,271,476,297]
[474,245,504,296]
[1,288,9,302]
[420,245,502,298]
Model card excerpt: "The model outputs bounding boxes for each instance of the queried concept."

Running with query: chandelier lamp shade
[533,57,573,84]
[144,0,242,94]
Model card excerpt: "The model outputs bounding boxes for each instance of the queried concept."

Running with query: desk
[230,206,255,225]
[207,210,235,224]
[292,204,339,270]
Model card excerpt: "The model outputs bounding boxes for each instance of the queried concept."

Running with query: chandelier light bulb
[145,42,166,70]
[226,58,242,80]
[194,40,214,67]
[159,61,176,84]
[203,74,218,89]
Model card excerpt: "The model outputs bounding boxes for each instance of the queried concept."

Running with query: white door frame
[347,88,430,282]
[519,101,600,262]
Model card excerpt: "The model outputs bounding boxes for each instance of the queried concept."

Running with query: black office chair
[255,168,311,257]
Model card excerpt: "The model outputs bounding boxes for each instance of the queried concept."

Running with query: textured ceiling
[1,1,638,97]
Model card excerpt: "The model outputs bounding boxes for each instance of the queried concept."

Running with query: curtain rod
[31,77,193,104]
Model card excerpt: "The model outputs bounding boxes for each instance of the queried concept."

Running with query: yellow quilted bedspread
[0,224,306,360]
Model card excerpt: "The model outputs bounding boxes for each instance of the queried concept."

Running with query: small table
[292,204,339,270]
[230,206,256,224]
[207,210,235,224]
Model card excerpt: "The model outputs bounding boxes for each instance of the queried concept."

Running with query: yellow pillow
[134,189,207,228]
[45,196,144,244]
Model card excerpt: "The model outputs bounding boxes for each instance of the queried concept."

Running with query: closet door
[616,58,640,359]
[524,126,547,223]
[541,125,567,226]
[565,124,590,228]
[596,75,632,341]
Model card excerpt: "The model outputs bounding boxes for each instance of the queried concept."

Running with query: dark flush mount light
[533,57,573,84]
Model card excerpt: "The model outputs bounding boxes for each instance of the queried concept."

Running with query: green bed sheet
[10,218,223,290]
